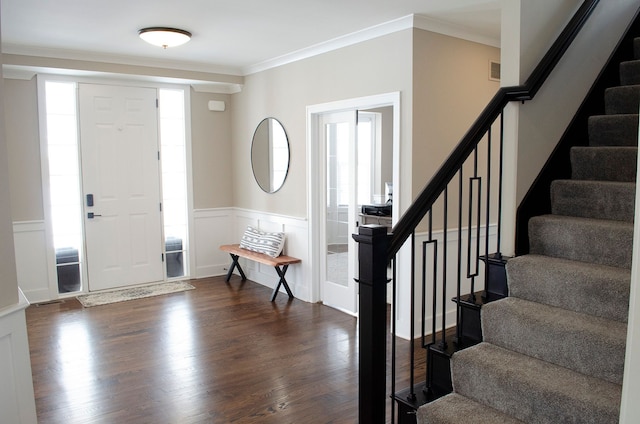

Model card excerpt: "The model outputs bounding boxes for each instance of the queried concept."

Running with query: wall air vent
[489,61,501,81]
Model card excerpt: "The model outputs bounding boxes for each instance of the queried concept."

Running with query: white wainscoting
[0,290,37,423]
[14,211,310,304]
[193,208,310,302]
[13,221,52,304]
[393,224,497,340]
[193,208,235,278]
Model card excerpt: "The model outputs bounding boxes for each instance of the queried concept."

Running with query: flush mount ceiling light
[138,27,192,49]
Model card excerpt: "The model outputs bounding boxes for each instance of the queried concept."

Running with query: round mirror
[251,117,290,193]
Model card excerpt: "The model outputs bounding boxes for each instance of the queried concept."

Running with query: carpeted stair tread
[587,114,639,147]
[620,59,640,85]
[417,393,524,424]
[604,85,640,114]
[550,180,635,222]
[482,297,626,384]
[506,254,630,322]
[529,215,633,268]
[451,343,622,424]
[571,146,638,181]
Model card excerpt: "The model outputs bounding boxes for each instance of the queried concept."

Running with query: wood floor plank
[26,276,425,423]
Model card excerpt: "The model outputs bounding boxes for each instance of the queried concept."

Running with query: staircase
[416,37,640,424]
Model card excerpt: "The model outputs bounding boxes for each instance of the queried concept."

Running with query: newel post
[353,225,390,423]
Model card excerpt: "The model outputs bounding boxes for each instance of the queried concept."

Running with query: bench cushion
[239,226,285,257]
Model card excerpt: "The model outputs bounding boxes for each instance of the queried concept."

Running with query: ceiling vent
[489,61,501,81]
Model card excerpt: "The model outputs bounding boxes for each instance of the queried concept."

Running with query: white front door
[321,110,359,314]
[79,84,164,291]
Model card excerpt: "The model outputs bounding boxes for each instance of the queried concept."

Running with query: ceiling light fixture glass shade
[138,27,192,49]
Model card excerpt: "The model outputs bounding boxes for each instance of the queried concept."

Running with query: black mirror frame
[250,117,290,193]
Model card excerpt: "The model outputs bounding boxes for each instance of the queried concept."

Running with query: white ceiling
[1,0,501,77]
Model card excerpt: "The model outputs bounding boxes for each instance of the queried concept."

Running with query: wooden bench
[219,244,301,301]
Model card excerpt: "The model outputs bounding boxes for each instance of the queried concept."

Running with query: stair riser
[551,181,636,222]
[482,298,626,384]
[587,114,638,147]
[506,255,630,323]
[529,216,634,268]
[604,85,640,114]
[620,60,640,85]
[571,146,638,181]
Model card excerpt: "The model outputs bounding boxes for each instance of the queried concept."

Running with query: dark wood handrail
[388,0,600,258]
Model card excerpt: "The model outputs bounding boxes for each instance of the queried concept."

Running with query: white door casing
[79,84,164,291]
[307,92,401,318]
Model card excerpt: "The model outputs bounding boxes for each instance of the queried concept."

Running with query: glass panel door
[322,111,357,314]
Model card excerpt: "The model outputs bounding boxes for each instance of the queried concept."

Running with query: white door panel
[80,84,163,291]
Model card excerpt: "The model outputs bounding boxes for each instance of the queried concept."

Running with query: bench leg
[226,254,247,282]
[271,264,294,301]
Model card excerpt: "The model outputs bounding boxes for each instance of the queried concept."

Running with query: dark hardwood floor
[26,276,426,423]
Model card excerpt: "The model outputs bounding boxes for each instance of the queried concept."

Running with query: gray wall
[411,29,500,231]
[412,29,501,199]
[189,89,233,209]
[4,78,42,222]
[0,61,19,309]
[231,29,499,220]
[231,29,414,218]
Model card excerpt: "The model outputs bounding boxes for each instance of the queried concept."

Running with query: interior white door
[79,84,164,291]
[321,110,358,314]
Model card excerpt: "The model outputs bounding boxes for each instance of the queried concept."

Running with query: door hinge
[162,253,165,262]
[158,151,160,160]
[156,98,159,108]
[160,202,162,212]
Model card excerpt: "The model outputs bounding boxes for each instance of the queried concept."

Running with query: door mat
[77,281,195,307]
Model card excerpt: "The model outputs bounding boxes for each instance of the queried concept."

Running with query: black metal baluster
[408,232,416,402]
[420,237,428,396]
[497,113,505,256]
[456,167,463,344]
[485,128,492,288]
[429,210,436,346]
[467,147,481,299]
[440,187,448,348]
[391,257,397,424]
[473,148,482,297]
[425,211,438,393]
[421,240,428,347]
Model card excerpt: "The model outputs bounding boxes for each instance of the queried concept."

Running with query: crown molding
[243,13,500,75]
[243,15,415,76]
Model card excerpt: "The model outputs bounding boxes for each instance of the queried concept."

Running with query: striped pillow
[240,226,286,258]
